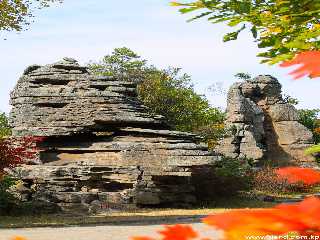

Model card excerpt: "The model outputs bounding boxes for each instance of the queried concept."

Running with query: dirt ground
[0,223,221,240]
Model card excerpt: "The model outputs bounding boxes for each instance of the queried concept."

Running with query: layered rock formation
[217,75,314,166]
[9,58,220,213]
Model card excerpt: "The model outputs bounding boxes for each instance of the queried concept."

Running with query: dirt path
[0,223,220,240]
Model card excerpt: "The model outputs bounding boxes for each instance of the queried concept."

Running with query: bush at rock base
[298,109,320,144]
[0,176,16,215]
[253,167,317,194]
[192,157,254,202]
[210,157,253,196]
[0,136,43,177]
[0,136,43,215]
[0,112,11,138]
[305,144,320,163]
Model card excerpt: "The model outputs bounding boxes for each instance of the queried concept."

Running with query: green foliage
[0,176,16,215]
[283,94,299,105]
[0,0,63,32]
[171,0,320,64]
[89,47,147,82]
[89,47,226,143]
[138,67,226,135]
[234,72,252,80]
[0,113,11,138]
[211,157,253,196]
[305,145,320,155]
[298,109,320,143]
[192,157,253,202]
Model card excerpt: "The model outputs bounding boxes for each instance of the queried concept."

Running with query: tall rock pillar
[216,75,314,166]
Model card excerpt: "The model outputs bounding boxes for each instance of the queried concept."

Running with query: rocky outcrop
[216,75,314,166]
[9,58,220,213]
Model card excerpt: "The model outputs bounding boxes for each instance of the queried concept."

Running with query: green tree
[283,94,299,106]
[171,0,320,64]
[298,109,320,144]
[0,0,62,32]
[235,72,252,80]
[138,67,226,136]
[89,47,226,144]
[89,47,147,82]
[0,113,11,138]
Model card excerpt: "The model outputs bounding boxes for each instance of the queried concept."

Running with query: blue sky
[0,0,319,113]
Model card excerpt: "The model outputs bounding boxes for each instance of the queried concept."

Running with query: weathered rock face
[216,75,314,166]
[9,58,220,213]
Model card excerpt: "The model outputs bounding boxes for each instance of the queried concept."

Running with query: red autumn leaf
[275,167,320,185]
[0,136,44,178]
[158,225,198,240]
[280,51,320,79]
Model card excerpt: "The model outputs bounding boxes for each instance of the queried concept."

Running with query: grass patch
[0,197,273,229]
[202,196,276,209]
[0,209,220,229]
[252,185,320,201]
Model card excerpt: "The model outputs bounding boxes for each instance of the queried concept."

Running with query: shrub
[0,112,11,138]
[0,176,16,215]
[305,144,320,163]
[253,167,319,194]
[194,157,254,200]
[0,136,43,178]
[0,136,43,215]
[305,144,320,155]
[216,158,253,194]
[298,109,320,144]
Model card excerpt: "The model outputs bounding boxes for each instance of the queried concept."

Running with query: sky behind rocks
[0,0,319,113]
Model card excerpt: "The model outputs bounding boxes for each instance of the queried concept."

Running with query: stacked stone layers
[9,58,220,212]
[217,75,314,165]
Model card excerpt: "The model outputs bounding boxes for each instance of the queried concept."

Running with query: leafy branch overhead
[171,0,320,65]
[0,0,63,32]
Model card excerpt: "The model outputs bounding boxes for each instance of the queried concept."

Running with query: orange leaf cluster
[275,167,320,185]
[132,197,320,240]
[132,225,201,240]
[12,237,27,240]
[314,127,320,135]
[280,51,320,79]
[203,197,320,239]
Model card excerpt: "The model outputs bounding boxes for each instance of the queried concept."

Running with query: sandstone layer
[9,58,220,213]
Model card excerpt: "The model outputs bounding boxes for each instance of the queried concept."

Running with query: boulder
[269,104,299,122]
[9,58,221,213]
[216,75,315,165]
[273,121,313,145]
